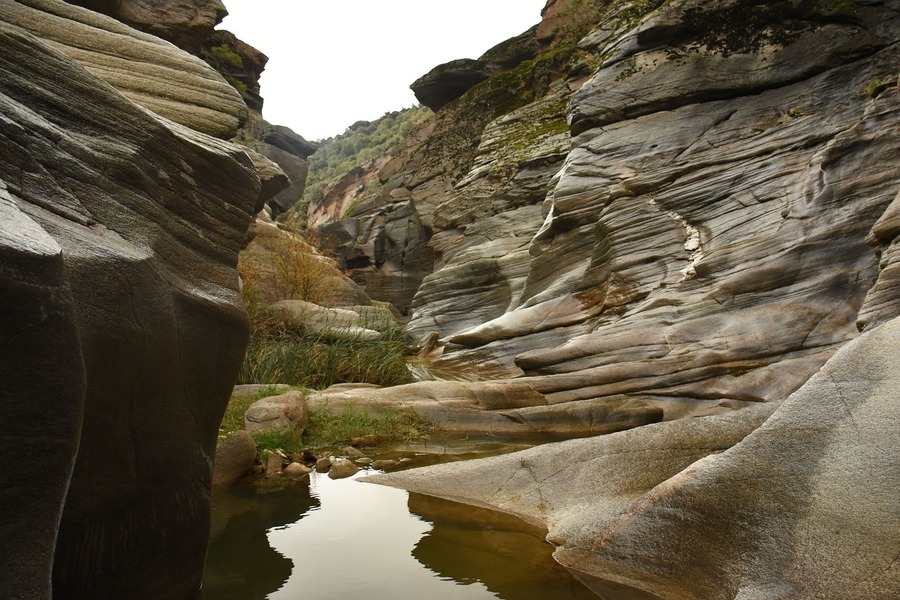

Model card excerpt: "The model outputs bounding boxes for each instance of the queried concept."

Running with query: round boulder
[244,390,308,436]
[283,462,312,480]
[327,458,359,480]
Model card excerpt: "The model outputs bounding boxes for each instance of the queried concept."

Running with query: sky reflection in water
[201,470,597,600]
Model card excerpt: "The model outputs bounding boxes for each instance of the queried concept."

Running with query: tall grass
[238,318,414,389]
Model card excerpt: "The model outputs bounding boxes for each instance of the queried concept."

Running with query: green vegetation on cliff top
[297,106,432,221]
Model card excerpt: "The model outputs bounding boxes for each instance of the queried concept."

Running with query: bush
[238,224,344,314]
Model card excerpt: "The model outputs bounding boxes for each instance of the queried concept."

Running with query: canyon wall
[320,0,899,597]
[315,0,899,417]
[0,0,267,597]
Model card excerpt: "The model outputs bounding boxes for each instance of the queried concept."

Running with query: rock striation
[0,1,261,598]
[66,0,227,53]
[319,0,899,597]
[0,0,247,138]
[368,314,900,599]
[316,0,900,415]
[62,0,316,218]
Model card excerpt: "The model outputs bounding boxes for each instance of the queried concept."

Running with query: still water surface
[200,467,597,599]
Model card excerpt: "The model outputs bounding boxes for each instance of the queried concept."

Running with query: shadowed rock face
[235,117,317,218]
[0,2,259,598]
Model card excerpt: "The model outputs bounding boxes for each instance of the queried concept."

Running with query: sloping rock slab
[312,380,661,436]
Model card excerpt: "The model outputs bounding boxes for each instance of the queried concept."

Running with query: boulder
[371,460,399,470]
[327,458,359,480]
[264,451,284,477]
[243,390,309,437]
[342,446,366,460]
[268,299,382,341]
[0,4,259,597]
[212,431,257,487]
[283,462,312,480]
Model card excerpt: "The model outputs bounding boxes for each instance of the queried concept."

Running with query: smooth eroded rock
[243,390,309,437]
[0,14,259,599]
[0,0,247,138]
[212,430,257,487]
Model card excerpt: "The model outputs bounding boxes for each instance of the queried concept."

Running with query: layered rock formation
[235,117,317,218]
[315,0,900,413]
[0,0,261,598]
[316,0,899,597]
[67,0,227,53]
[73,0,316,216]
[370,314,900,599]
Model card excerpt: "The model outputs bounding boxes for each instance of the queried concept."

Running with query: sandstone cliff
[317,0,898,597]
[315,0,899,416]
[0,0,264,597]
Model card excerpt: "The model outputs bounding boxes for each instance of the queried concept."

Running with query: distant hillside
[297,106,432,223]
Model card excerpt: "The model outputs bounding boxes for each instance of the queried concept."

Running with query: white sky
[221,0,546,141]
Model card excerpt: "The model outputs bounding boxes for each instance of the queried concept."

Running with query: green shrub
[209,43,244,69]
[297,105,432,221]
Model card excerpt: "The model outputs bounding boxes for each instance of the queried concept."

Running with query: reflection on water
[200,482,318,600]
[409,494,597,599]
[200,471,597,599]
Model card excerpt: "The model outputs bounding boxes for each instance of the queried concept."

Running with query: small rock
[283,462,312,480]
[399,457,413,463]
[350,435,378,448]
[264,452,284,477]
[315,457,332,473]
[371,460,398,470]
[355,457,373,465]
[342,446,365,459]
[327,458,359,480]
[212,430,257,487]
